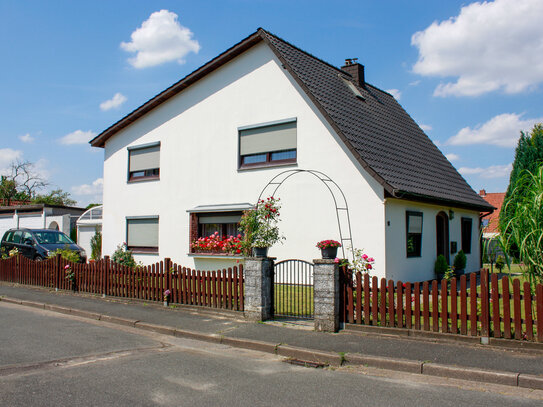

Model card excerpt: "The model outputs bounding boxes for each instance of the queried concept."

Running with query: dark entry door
[436,212,450,264]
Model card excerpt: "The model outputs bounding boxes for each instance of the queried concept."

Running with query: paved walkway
[1,283,542,385]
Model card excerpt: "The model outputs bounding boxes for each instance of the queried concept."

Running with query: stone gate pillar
[313,259,340,332]
[244,257,274,321]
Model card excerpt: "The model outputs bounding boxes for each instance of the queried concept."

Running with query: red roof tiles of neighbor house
[479,190,505,234]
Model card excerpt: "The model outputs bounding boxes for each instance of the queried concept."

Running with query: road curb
[422,363,519,386]
[3,295,543,390]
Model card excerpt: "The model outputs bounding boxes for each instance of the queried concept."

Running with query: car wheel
[34,256,43,261]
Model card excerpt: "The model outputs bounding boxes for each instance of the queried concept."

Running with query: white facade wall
[102,43,387,275]
[385,198,481,282]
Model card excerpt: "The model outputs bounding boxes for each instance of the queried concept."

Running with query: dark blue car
[1,228,87,262]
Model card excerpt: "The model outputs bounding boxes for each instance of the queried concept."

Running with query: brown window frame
[127,143,160,183]
[239,149,297,169]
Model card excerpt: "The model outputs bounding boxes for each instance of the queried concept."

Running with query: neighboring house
[479,190,505,239]
[91,28,493,282]
[0,204,85,238]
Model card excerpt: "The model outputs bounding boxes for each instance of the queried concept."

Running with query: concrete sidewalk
[1,283,542,389]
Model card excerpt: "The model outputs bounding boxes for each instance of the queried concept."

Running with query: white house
[90,29,493,282]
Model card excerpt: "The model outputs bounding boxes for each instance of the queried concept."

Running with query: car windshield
[33,231,74,245]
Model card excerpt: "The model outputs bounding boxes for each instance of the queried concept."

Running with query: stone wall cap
[313,259,338,264]
[245,257,277,261]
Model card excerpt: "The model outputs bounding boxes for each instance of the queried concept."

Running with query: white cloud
[409,80,421,87]
[411,0,543,97]
[0,149,23,175]
[19,133,34,143]
[386,89,401,100]
[420,124,433,132]
[100,93,127,111]
[448,113,543,147]
[121,10,200,69]
[59,130,97,145]
[445,153,460,162]
[459,163,512,179]
[72,178,103,196]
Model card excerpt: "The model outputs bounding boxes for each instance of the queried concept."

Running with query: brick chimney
[342,58,365,88]
[479,189,486,197]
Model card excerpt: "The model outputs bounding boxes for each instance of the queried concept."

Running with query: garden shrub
[453,250,467,271]
[434,255,448,276]
[111,243,136,267]
[495,255,505,272]
[48,247,80,263]
[90,229,102,260]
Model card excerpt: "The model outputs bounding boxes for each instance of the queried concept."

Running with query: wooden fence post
[164,258,171,302]
[55,253,62,290]
[104,256,110,296]
[480,269,490,338]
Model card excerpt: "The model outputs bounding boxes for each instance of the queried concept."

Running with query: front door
[436,212,450,264]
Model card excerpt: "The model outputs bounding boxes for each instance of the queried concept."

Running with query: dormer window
[238,119,297,169]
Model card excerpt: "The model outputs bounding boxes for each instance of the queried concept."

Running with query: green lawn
[273,283,313,318]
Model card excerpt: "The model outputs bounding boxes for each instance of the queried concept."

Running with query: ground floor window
[406,211,423,257]
[461,217,472,254]
[126,216,159,253]
[188,205,253,255]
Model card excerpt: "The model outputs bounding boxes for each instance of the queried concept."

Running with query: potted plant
[453,250,467,277]
[434,254,448,280]
[240,197,284,257]
[316,240,342,259]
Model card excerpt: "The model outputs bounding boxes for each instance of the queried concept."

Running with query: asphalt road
[1,302,541,407]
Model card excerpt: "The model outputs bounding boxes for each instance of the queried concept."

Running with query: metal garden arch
[256,169,354,260]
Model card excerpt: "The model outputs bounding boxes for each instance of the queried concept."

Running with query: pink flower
[366,264,372,270]
[64,265,70,269]
[362,254,368,260]
[334,257,340,263]
[368,257,374,262]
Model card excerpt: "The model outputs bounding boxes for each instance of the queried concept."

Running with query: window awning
[186,203,254,213]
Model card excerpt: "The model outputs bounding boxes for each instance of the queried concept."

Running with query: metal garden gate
[273,259,314,319]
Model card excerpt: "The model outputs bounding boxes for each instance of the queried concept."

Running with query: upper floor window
[406,211,423,258]
[128,143,160,182]
[239,119,297,169]
[461,217,472,254]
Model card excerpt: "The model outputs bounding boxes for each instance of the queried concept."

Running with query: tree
[501,166,543,287]
[31,189,77,207]
[0,160,48,205]
[500,124,543,243]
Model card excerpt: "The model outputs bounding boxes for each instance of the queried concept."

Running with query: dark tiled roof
[92,28,493,211]
[261,29,493,211]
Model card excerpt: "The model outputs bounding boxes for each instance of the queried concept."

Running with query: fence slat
[356,272,362,324]
[379,278,386,326]
[372,276,378,326]
[480,269,490,337]
[524,281,533,341]
[491,274,501,338]
[450,278,458,334]
[513,279,522,340]
[423,281,430,331]
[460,275,467,335]
[502,277,512,339]
[470,273,477,336]
[537,284,543,342]
[432,280,439,332]
[441,279,448,334]
[414,282,421,330]
[396,281,403,328]
[363,273,370,325]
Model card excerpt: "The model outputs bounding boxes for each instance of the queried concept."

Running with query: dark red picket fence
[0,255,244,311]
[340,267,543,342]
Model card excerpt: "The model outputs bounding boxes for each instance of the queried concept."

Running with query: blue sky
[1,0,542,206]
